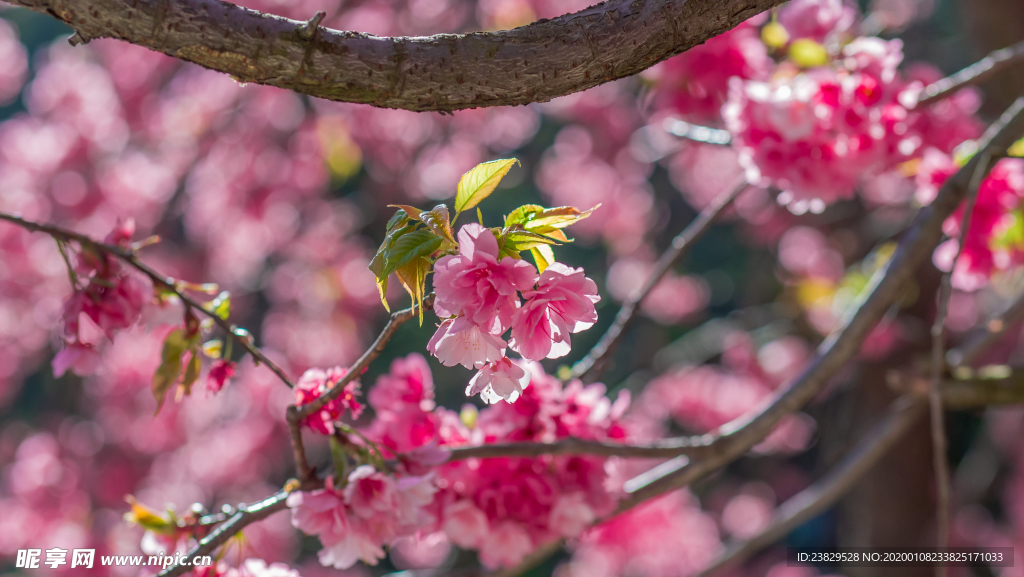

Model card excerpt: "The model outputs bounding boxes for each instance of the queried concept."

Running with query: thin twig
[289,418,314,483]
[570,176,749,382]
[288,294,434,422]
[928,152,993,571]
[947,288,1024,367]
[917,40,1024,108]
[699,397,926,576]
[662,117,733,145]
[0,213,296,388]
[157,491,290,577]
[614,97,1024,512]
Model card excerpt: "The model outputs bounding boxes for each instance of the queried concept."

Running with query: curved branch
[616,97,1024,510]
[4,0,787,112]
[158,491,290,577]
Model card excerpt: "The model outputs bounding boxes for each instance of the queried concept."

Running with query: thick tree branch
[3,0,788,112]
[157,491,290,577]
[0,213,296,388]
[570,176,749,382]
[615,97,1024,511]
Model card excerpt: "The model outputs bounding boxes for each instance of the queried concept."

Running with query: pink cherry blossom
[644,20,772,122]
[294,366,363,435]
[427,317,507,369]
[432,223,538,334]
[466,356,532,404]
[478,521,535,569]
[548,492,596,538]
[443,500,490,548]
[368,352,434,410]
[289,467,437,570]
[509,263,599,361]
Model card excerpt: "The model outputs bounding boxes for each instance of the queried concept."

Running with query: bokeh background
[1,0,1024,575]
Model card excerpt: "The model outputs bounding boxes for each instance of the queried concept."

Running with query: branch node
[68,31,91,46]
[298,11,326,40]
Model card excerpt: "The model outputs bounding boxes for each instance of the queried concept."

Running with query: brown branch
[947,288,1024,367]
[157,490,290,577]
[927,152,993,572]
[0,212,296,388]
[917,40,1024,108]
[289,294,434,422]
[699,397,926,576]
[446,435,715,461]
[570,176,749,382]
[613,97,1024,511]
[2,0,788,112]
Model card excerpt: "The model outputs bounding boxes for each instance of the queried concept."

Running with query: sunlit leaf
[504,204,545,227]
[503,229,562,252]
[205,291,231,320]
[388,205,425,221]
[455,158,519,213]
[202,340,223,359]
[124,496,174,534]
[530,244,555,273]
[396,257,431,325]
[421,204,456,244]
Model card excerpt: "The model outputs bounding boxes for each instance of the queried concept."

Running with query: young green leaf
[386,229,443,276]
[504,204,545,227]
[205,291,231,320]
[455,158,519,213]
[508,204,599,231]
[530,244,555,273]
[421,204,456,244]
[152,328,190,414]
[396,257,431,325]
[503,229,563,252]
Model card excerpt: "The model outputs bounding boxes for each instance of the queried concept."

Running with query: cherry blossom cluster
[288,466,436,568]
[52,219,151,377]
[927,156,1024,290]
[428,222,600,404]
[287,354,632,570]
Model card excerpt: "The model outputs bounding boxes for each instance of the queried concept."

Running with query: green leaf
[396,257,431,325]
[455,158,519,213]
[387,229,443,276]
[505,204,545,228]
[205,291,231,320]
[506,204,599,230]
[421,204,456,244]
[181,352,201,397]
[530,244,555,273]
[503,229,563,253]
[152,328,190,414]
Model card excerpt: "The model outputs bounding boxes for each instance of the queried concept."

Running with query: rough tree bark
[3,0,786,111]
